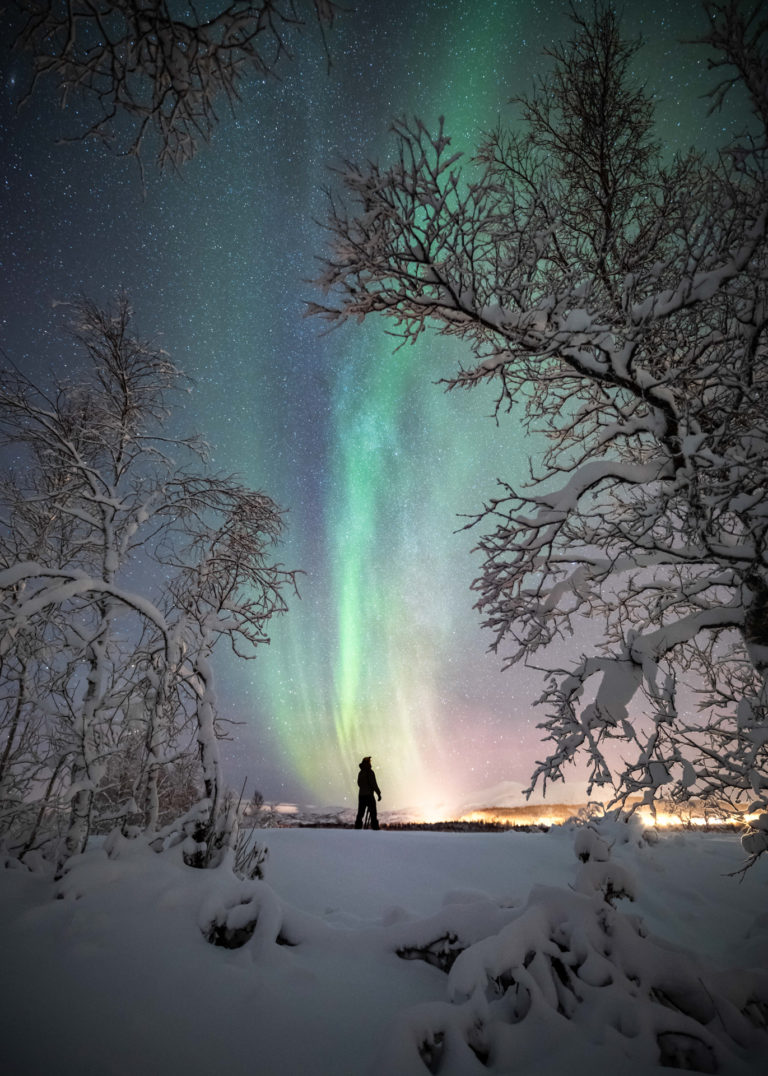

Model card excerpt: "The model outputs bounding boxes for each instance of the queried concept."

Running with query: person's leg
[369,796,379,830]
[354,797,366,828]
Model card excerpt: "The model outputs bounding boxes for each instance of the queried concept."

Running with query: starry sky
[0,0,746,813]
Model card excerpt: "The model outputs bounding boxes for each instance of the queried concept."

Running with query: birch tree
[311,2,768,855]
[0,296,296,865]
[11,0,339,172]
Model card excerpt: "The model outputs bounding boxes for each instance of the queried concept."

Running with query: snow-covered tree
[0,296,297,866]
[310,3,768,849]
[11,0,339,172]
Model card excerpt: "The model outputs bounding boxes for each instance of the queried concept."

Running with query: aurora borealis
[1,0,743,812]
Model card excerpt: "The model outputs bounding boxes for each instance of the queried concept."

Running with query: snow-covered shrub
[572,827,611,863]
[198,878,283,951]
[0,841,31,872]
[380,883,768,1075]
[740,811,768,866]
[592,811,656,849]
[568,815,642,904]
[144,799,212,856]
[573,859,637,906]
[393,896,522,979]
[233,827,269,881]
[398,932,466,974]
[565,810,657,855]
[741,830,768,856]
[170,788,269,877]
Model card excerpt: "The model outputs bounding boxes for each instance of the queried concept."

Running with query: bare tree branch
[11,0,340,172]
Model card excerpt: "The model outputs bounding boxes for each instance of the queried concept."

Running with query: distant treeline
[286,821,550,832]
[383,821,550,832]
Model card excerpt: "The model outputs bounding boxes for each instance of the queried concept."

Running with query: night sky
[0,0,745,813]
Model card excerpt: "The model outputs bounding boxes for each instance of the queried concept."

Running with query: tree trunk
[193,653,221,812]
[744,574,768,680]
[61,619,109,868]
[64,779,93,861]
[23,754,68,859]
[0,658,27,787]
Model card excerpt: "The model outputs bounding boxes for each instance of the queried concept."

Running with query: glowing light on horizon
[636,810,760,830]
[460,810,563,828]
[457,806,761,830]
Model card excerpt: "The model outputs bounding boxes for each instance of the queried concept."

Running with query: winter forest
[1,1,767,1074]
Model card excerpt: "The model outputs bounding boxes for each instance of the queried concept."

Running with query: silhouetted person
[355,756,382,829]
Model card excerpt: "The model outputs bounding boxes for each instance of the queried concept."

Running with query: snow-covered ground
[1,822,766,1075]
